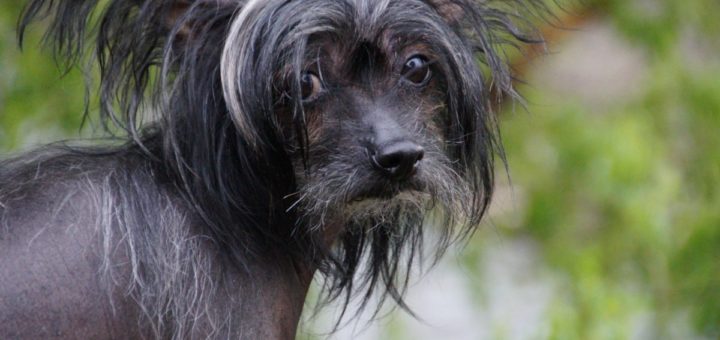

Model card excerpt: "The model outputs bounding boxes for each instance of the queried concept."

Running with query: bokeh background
[1,0,718,339]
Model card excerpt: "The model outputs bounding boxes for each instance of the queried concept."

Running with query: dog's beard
[289,143,474,318]
[292,142,473,248]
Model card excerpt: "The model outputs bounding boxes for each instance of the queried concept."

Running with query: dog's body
[0,0,544,338]
[1,142,307,338]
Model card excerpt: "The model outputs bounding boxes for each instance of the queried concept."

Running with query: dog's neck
[244,219,340,337]
[234,250,315,339]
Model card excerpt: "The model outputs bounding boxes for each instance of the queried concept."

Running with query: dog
[0,0,545,338]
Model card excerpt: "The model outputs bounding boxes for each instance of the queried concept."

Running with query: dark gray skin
[1,226,307,339]
[0,153,312,339]
[0,184,126,339]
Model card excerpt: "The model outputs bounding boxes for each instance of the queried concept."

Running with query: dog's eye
[300,72,322,101]
[401,55,432,86]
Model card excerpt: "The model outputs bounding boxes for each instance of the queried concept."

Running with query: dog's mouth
[348,179,426,202]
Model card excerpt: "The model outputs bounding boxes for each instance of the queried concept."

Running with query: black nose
[369,141,424,180]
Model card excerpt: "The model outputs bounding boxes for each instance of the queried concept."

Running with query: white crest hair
[221,0,268,148]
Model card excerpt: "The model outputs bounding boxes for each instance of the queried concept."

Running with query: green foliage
[497,0,720,337]
[0,2,87,152]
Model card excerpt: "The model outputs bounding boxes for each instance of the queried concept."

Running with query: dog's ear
[167,1,193,38]
[17,0,241,136]
[426,0,547,40]
[164,0,237,41]
[425,0,546,95]
[18,0,239,63]
[426,0,465,24]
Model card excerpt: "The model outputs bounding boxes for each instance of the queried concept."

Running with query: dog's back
[0,146,145,337]
[0,143,307,338]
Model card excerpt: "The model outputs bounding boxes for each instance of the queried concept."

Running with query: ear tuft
[167,2,192,38]
[427,0,465,24]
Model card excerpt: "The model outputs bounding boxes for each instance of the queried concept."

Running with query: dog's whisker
[283,190,302,199]
[285,192,308,213]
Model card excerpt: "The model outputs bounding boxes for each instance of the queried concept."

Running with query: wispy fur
[7,0,547,337]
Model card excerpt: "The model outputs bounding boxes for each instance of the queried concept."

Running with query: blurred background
[1,0,718,339]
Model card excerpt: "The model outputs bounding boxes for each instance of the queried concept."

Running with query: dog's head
[227,1,491,234]
[219,0,544,309]
[20,0,545,316]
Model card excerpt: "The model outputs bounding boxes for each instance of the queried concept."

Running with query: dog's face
[283,29,462,230]
[222,0,493,247]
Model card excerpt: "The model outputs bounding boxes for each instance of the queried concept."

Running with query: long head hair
[19,0,547,323]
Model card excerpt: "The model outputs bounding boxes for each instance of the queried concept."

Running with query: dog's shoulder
[2,144,143,201]
[0,144,158,338]
[0,142,180,236]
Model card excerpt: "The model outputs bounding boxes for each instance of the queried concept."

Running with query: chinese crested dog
[0,0,545,338]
